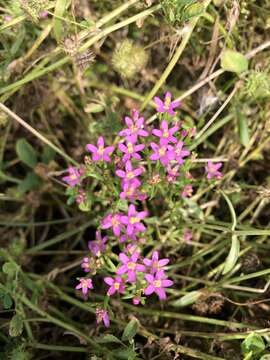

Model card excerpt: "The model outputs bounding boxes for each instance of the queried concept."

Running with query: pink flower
[117,252,145,283]
[118,140,145,162]
[169,141,190,164]
[76,189,86,204]
[149,142,173,166]
[88,231,108,256]
[96,308,110,328]
[102,214,122,237]
[132,297,141,305]
[181,184,193,198]
[62,167,81,187]
[166,165,180,183]
[120,204,147,236]
[154,92,180,116]
[116,160,143,184]
[205,161,223,180]
[81,257,91,273]
[120,180,147,201]
[104,276,125,296]
[143,251,169,274]
[120,233,138,243]
[119,110,149,143]
[152,120,179,145]
[144,271,174,300]
[183,229,192,244]
[86,137,114,162]
[75,278,93,295]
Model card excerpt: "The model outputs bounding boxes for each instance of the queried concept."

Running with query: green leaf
[9,314,24,337]
[54,0,68,43]
[16,139,38,168]
[17,172,41,193]
[221,50,248,74]
[223,234,240,274]
[2,262,18,277]
[122,318,139,342]
[41,145,56,164]
[98,334,123,344]
[172,291,202,307]
[237,113,250,147]
[241,332,265,355]
[3,294,13,309]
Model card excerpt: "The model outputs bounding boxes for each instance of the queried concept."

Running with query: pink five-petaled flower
[96,308,110,328]
[144,271,174,300]
[81,257,91,273]
[102,214,122,237]
[143,251,169,275]
[205,161,223,180]
[120,204,147,236]
[86,136,114,162]
[88,231,108,256]
[154,92,180,116]
[120,180,147,202]
[169,141,190,164]
[150,142,173,166]
[62,167,81,187]
[104,276,125,296]
[116,160,143,184]
[152,120,179,145]
[118,141,145,162]
[75,278,93,295]
[119,109,148,143]
[117,252,145,283]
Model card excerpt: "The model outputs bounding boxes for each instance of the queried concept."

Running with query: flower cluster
[62,92,223,327]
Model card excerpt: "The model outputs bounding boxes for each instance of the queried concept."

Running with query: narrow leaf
[172,291,202,307]
[53,0,68,43]
[223,234,240,274]
[238,113,250,147]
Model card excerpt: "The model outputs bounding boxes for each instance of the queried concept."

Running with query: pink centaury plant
[119,109,149,143]
[96,308,110,328]
[154,92,180,116]
[116,251,145,283]
[144,271,174,300]
[75,278,93,295]
[62,167,82,187]
[86,136,114,162]
[104,276,125,296]
[205,161,223,180]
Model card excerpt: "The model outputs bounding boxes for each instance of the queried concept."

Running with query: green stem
[140,0,212,110]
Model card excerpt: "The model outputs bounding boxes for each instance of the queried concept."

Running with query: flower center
[112,217,119,227]
[82,280,89,288]
[164,96,171,110]
[126,171,134,179]
[114,282,120,290]
[153,280,162,288]
[130,217,139,224]
[158,148,166,156]
[70,174,77,180]
[127,142,134,153]
[131,125,138,133]
[175,148,182,156]
[153,261,159,268]
[127,187,135,196]
[163,130,169,138]
[98,146,104,155]
[127,262,136,270]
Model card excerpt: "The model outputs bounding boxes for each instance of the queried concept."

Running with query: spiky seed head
[244,70,270,100]
[112,40,148,79]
